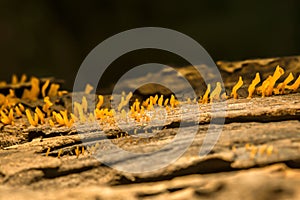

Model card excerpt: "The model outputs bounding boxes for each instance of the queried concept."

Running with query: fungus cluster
[231,65,300,99]
[0,75,67,127]
[0,66,299,130]
[245,143,274,159]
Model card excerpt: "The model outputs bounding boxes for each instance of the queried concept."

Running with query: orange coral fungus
[275,72,294,94]
[202,84,211,104]
[25,109,38,126]
[265,65,284,96]
[247,73,261,99]
[22,77,40,101]
[210,82,222,102]
[41,80,50,97]
[48,83,60,97]
[231,76,243,99]
[286,75,300,92]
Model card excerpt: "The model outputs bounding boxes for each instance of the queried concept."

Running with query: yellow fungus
[76,103,86,122]
[231,76,243,99]
[165,105,171,112]
[231,145,237,152]
[265,66,284,96]
[42,97,53,116]
[48,83,60,97]
[52,111,65,126]
[11,74,18,85]
[35,107,45,124]
[118,96,125,111]
[97,95,104,109]
[257,76,271,93]
[258,145,267,155]
[147,99,154,110]
[41,80,50,97]
[202,84,211,104]
[140,106,145,115]
[149,96,154,104]
[221,92,228,100]
[18,103,25,112]
[45,147,51,157]
[261,80,270,98]
[276,72,294,94]
[94,108,99,119]
[134,99,140,112]
[60,110,73,127]
[247,72,261,99]
[15,106,23,117]
[0,81,6,87]
[210,82,222,102]
[8,89,15,98]
[88,113,95,122]
[58,90,68,97]
[0,109,14,125]
[142,98,150,107]
[107,108,114,117]
[0,94,6,105]
[25,109,38,126]
[125,92,133,102]
[75,146,80,158]
[130,105,135,113]
[34,113,39,125]
[22,77,40,101]
[31,77,40,100]
[158,95,164,107]
[82,96,88,113]
[49,119,55,127]
[20,74,27,83]
[84,83,94,94]
[170,94,176,108]
[70,113,77,122]
[245,143,252,150]
[121,109,127,121]
[266,145,273,156]
[250,146,258,159]
[57,149,62,159]
[286,75,300,92]
[186,98,191,104]
[153,95,159,105]
[164,98,169,106]
[82,146,85,155]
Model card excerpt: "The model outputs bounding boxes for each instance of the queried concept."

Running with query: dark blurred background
[0,0,299,90]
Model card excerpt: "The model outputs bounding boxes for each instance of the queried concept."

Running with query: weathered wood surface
[1,56,300,200]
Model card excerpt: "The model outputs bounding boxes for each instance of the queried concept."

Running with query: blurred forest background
[0,0,299,89]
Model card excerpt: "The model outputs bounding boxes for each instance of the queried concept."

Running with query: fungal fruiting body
[202,84,211,104]
[286,75,300,92]
[0,109,14,125]
[84,84,94,94]
[275,73,294,94]
[247,73,261,99]
[22,77,40,101]
[46,147,51,157]
[265,65,284,96]
[231,76,243,99]
[75,146,80,158]
[259,76,271,98]
[42,80,50,97]
[210,82,222,102]
[25,109,38,126]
